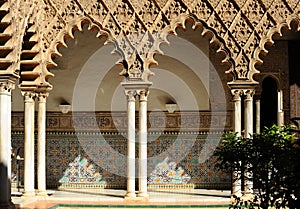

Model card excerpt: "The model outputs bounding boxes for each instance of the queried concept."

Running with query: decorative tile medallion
[58,155,107,189]
[148,157,193,189]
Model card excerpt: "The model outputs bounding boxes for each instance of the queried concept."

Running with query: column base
[36,190,48,196]
[0,202,15,209]
[125,191,136,198]
[124,195,149,202]
[137,192,149,198]
[22,191,35,197]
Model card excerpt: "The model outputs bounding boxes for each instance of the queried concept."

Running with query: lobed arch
[42,13,235,86]
[251,15,300,77]
[160,15,233,110]
[38,12,233,113]
[16,0,300,89]
[154,14,234,69]
[46,18,113,68]
[31,0,250,86]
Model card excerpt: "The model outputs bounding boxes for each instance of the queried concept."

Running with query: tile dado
[11,132,231,190]
[11,111,233,132]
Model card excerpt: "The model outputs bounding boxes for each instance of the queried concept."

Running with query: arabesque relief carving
[1,0,300,89]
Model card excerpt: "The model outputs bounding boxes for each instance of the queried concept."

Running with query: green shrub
[215,125,300,209]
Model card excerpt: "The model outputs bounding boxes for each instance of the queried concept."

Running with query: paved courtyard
[12,189,231,209]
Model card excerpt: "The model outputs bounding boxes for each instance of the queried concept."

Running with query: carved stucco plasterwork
[2,0,300,88]
[0,0,54,92]
[0,0,36,85]
[5,0,33,75]
[19,0,54,93]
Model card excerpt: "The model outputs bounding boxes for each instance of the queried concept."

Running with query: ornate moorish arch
[0,0,298,91]
[1,0,300,205]
[251,15,300,74]
[12,0,239,88]
[34,1,235,86]
[15,0,299,91]
[41,14,234,80]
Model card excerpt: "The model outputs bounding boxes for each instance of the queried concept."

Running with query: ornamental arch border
[160,14,234,69]
[251,15,300,81]
[46,17,114,69]
[44,13,235,84]
[3,1,300,88]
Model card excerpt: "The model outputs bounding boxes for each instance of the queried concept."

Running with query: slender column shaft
[125,91,136,197]
[138,91,149,198]
[244,90,254,195]
[233,92,242,136]
[23,92,36,196]
[255,99,260,133]
[231,90,242,197]
[6,89,12,203]
[37,93,48,195]
[244,91,254,138]
[0,82,14,208]
[277,90,284,126]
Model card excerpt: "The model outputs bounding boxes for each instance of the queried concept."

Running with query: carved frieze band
[11,111,233,132]
[33,0,300,84]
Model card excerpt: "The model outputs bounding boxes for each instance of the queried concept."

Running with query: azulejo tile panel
[11,131,231,190]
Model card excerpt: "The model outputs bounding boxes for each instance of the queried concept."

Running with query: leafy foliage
[215,125,300,209]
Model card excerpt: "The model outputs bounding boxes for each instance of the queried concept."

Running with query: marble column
[37,93,48,196]
[244,90,254,138]
[231,89,242,197]
[255,98,260,134]
[243,89,254,195]
[137,90,149,198]
[125,90,136,198]
[0,81,15,209]
[277,90,284,126]
[233,90,242,136]
[23,92,36,196]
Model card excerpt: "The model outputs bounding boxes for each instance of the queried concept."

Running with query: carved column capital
[124,90,137,102]
[243,89,255,101]
[21,91,36,102]
[122,81,152,102]
[0,81,15,96]
[231,89,242,101]
[137,89,149,102]
[37,93,49,103]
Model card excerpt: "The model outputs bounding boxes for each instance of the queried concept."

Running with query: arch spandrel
[12,0,300,88]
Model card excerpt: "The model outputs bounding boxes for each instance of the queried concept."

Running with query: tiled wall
[11,131,231,190]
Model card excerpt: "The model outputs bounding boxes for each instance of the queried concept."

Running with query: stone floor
[12,189,231,209]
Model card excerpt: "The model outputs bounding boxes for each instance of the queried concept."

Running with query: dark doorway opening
[260,77,278,130]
